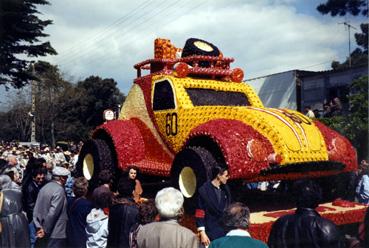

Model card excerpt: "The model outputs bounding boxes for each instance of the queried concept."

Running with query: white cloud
[36,0,361,93]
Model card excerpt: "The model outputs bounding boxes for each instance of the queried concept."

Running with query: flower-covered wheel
[181,38,220,67]
[181,38,220,58]
[171,146,217,212]
[76,139,114,189]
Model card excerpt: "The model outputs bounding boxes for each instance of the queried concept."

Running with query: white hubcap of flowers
[83,153,94,180]
[179,166,197,198]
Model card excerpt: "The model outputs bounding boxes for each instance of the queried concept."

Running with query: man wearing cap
[33,166,70,248]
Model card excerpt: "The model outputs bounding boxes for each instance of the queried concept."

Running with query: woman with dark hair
[195,165,232,247]
[67,177,93,248]
[127,165,143,203]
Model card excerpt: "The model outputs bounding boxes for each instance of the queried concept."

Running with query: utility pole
[339,21,357,67]
[31,63,36,144]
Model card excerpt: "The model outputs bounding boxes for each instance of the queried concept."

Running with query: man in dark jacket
[23,168,46,248]
[107,177,139,248]
[196,165,232,246]
[23,168,46,221]
[268,180,345,248]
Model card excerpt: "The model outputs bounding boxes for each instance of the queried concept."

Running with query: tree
[317,1,368,69]
[354,22,368,53]
[53,85,89,141]
[0,90,32,141]
[10,99,32,141]
[77,76,125,130]
[0,65,126,144]
[0,0,57,88]
[33,61,69,146]
[317,0,368,16]
[320,76,368,160]
[0,61,69,143]
[55,76,125,141]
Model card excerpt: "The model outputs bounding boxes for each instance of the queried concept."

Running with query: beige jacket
[137,219,199,248]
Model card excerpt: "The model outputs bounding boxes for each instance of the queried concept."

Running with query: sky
[1,0,367,108]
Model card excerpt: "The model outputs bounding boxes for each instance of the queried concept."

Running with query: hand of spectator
[36,228,45,238]
[199,231,210,246]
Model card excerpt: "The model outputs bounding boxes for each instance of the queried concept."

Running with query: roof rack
[134,55,244,82]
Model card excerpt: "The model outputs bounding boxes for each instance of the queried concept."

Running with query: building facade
[246,65,367,113]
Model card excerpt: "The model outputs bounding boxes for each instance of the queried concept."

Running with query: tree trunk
[51,120,55,148]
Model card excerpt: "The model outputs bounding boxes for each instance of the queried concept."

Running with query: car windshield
[185,88,249,106]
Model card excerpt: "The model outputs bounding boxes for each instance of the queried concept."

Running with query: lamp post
[116,104,121,119]
[31,63,36,144]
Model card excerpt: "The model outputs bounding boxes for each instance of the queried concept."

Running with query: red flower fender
[94,118,174,176]
[93,120,145,170]
[187,119,274,179]
[314,120,357,172]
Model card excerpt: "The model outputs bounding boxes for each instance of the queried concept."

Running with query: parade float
[77,38,366,241]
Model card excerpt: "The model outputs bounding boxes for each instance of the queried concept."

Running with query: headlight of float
[246,139,268,162]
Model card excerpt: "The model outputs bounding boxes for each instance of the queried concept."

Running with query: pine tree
[0,0,57,88]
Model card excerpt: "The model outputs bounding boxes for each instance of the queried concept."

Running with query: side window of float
[153,80,176,111]
[152,79,178,136]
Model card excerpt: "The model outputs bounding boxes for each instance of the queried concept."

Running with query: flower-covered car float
[76,38,357,200]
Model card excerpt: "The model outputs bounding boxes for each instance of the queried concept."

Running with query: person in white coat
[86,186,112,248]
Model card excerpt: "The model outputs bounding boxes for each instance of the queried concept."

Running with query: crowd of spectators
[303,96,343,119]
[0,140,368,247]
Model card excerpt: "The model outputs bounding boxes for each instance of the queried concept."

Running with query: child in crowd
[86,186,112,248]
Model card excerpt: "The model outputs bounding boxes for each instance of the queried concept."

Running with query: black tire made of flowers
[181,38,220,67]
[171,146,217,213]
[76,139,114,190]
